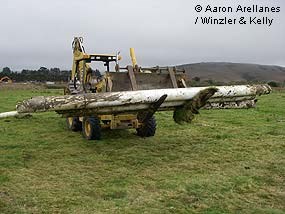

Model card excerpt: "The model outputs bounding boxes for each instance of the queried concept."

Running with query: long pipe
[0,111,19,119]
[15,85,271,115]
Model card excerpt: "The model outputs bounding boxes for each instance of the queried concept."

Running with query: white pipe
[0,111,19,119]
[16,85,271,114]
[88,85,271,108]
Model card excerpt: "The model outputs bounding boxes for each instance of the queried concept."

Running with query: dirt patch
[0,83,45,90]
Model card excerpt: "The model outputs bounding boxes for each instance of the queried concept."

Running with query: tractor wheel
[82,117,101,140]
[66,117,82,131]
[136,116,156,137]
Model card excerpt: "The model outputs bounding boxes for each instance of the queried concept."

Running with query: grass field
[0,87,284,213]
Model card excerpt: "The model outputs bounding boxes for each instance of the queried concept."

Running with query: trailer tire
[66,117,82,131]
[82,117,101,140]
[137,116,156,137]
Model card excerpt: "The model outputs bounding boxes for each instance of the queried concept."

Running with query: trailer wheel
[66,117,82,131]
[137,116,156,137]
[82,117,101,140]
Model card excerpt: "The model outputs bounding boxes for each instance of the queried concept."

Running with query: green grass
[0,88,284,213]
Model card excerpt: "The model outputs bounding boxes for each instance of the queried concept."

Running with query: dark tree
[2,67,11,75]
[267,81,279,87]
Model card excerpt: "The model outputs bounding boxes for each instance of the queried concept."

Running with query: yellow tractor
[65,37,188,140]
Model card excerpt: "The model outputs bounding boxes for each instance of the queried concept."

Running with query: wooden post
[168,67,178,88]
[127,66,138,91]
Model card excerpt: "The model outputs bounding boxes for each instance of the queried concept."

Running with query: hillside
[178,62,285,83]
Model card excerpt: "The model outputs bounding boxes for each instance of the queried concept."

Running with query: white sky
[1,0,284,70]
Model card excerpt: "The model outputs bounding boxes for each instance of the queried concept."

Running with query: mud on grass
[0,89,284,213]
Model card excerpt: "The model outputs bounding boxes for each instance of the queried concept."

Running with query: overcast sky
[1,0,284,70]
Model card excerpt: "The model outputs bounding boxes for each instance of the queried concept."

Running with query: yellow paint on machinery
[79,114,140,130]
[130,48,137,68]
[68,37,146,135]
[65,37,187,140]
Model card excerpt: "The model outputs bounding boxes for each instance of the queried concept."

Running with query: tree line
[1,66,283,87]
[0,67,70,82]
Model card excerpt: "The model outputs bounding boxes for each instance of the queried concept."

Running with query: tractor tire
[66,117,82,131]
[82,116,101,140]
[136,116,156,137]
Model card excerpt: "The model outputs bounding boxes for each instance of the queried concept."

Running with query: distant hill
[178,62,285,83]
